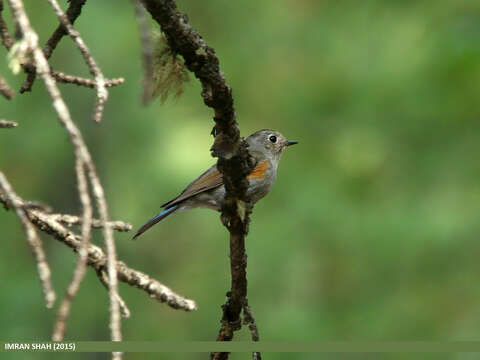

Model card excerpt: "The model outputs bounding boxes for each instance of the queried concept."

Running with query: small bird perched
[133,129,298,239]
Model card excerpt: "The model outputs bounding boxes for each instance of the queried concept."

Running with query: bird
[132,129,298,239]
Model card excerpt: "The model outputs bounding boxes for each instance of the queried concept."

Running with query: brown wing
[161,164,223,208]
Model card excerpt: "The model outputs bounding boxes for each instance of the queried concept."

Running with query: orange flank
[248,160,269,180]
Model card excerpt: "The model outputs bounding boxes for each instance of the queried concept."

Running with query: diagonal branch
[0,188,198,312]
[32,208,198,312]
[20,0,87,93]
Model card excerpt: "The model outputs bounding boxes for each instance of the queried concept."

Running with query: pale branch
[39,210,197,312]
[117,260,198,311]
[5,0,121,349]
[132,0,154,105]
[0,75,14,99]
[140,1,258,357]
[20,0,87,93]
[52,213,132,232]
[97,268,131,318]
[53,71,125,89]
[0,190,198,312]
[46,0,107,123]
[0,119,18,128]
[52,157,93,342]
[0,172,56,308]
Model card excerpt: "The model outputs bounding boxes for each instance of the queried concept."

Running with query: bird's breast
[247,159,277,203]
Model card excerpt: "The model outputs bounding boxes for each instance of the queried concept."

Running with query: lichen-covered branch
[140,1,258,357]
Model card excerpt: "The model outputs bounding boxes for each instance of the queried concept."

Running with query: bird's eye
[269,135,277,143]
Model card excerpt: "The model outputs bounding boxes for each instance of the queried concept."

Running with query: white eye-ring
[268,135,277,143]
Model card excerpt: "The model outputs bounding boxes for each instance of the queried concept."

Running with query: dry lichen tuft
[150,32,190,103]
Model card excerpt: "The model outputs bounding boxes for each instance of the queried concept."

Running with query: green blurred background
[2,0,480,359]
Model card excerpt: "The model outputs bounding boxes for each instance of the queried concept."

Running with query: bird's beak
[285,140,298,147]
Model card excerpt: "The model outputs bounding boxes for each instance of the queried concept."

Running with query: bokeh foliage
[1,0,480,359]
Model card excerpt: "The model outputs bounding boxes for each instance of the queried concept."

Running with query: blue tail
[132,206,178,240]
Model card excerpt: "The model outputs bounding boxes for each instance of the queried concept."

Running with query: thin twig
[243,299,261,360]
[0,172,56,308]
[86,171,121,355]
[46,0,107,123]
[0,119,18,128]
[20,0,87,93]
[22,200,52,212]
[243,300,259,341]
[52,213,132,232]
[52,158,92,341]
[97,269,131,318]
[37,210,196,311]
[53,71,124,89]
[6,0,121,351]
[132,0,154,105]
[44,0,87,58]
[0,75,14,99]
[0,191,197,311]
